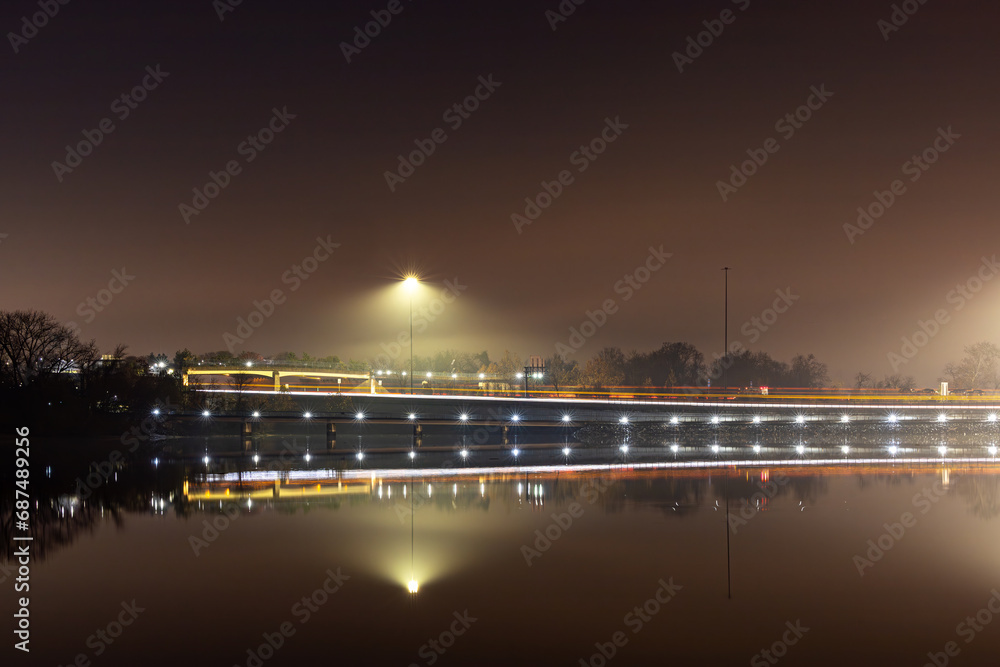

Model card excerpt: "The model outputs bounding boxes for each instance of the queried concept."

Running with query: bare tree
[0,310,97,389]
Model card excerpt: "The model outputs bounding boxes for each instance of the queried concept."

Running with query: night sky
[2,0,998,384]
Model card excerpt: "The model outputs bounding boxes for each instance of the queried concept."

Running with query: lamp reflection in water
[407,476,418,596]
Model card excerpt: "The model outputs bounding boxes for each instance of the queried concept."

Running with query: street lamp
[402,276,419,395]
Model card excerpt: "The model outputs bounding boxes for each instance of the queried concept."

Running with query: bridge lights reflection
[887,413,899,424]
[752,416,761,425]
[938,445,947,457]
[795,444,805,455]
[841,415,850,423]
[888,445,898,457]
[795,415,805,424]
[990,446,998,457]
[408,450,416,459]
[355,412,365,421]
[841,445,850,455]
[460,449,469,459]
[937,413,948,423]
[511,448,520,458]
[670,416,679,425]
[989,413,998,423]
[303,412,312,419]
[670,444,679,453]
[753,444,761,454]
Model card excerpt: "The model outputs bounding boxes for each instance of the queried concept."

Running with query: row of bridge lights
[183,409,999,424]
[200,440,999,468]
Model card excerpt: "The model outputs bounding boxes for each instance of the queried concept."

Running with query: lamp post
[403,276,419,395]
[722,266,731,391]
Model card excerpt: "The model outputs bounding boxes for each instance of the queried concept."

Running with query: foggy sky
[2,0,998,385]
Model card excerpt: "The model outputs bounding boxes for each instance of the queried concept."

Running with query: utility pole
[722,267,731,391]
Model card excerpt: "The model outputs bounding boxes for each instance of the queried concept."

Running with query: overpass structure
[183,365,372,392]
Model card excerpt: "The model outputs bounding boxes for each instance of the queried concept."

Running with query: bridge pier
[242,419,252,452]
[273,371,281,391]
[326,420,336,449]
[502,425,509,445]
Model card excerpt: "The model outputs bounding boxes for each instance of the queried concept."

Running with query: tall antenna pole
[722,267,731,391]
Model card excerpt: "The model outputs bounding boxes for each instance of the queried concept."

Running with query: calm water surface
[5,436,1000,667]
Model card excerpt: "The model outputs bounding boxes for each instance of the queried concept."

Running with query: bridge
[183,365,372,392]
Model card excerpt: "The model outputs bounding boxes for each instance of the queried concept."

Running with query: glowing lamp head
[403,276,419,292]
[407,579,419,593]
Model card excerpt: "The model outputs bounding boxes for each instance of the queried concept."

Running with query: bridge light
[304,453,311,462]
[253,454,260,464]
[619,416,629,424]
[937,413,948,423]
[710,416,720,425]
[245,361,252,368]
[887,414,899,423]
[670,444,679,453]
[620,444,629,454]
[561,415,570,422]
[888,445,898,456]
[303,412,312,419]
[409,450,416,459]
[988,413,998,423]
[938,445,947,457]
[152,408,160,416]
[512,448,520,458]
[356,452,364,461]
[563,447,571,456]
[990,446,998,456]
[460,449,469,459]
[202,455,210,465]
[459,413,469,421]
[252,411,260,418]
[479,373,485,379]
[711,444,720,454]
[511,414,521,422]
[752,416,761,424]
[796,444,805,455]
[753,444,761,454]
[408,413,416,420]
[201,410,211,417]
[426,372,432,378]
[841,415,850,423]
[841,445,850,454]
[355,412,365,420]
[795,415,805,424]
[670,416,679,425]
